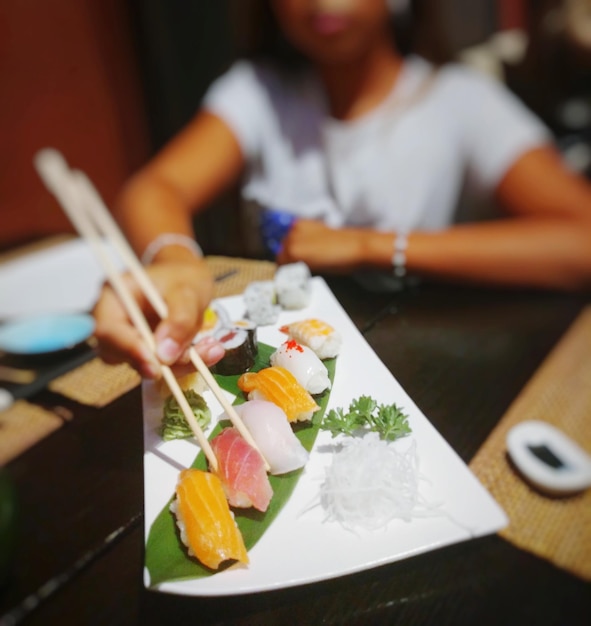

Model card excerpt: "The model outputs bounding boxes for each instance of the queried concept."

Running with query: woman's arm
[94,111,245,376]
[115,110,245,257]
[279,146,591,291]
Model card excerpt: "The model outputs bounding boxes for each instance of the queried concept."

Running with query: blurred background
[1,0,590,255]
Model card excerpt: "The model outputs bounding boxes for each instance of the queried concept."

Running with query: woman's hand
[277,219,368,271]
[92,259,224,379]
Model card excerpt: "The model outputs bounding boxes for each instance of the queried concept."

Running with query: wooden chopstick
[35,148,271,472]
[34,149,219,471]
[69,169,269,470]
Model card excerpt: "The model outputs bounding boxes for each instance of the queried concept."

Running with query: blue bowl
[0,313,95,357]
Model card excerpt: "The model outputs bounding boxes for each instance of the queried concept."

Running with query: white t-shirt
[203,55,551,233]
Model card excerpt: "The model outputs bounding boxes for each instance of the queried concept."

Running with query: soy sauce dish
[0,313,95,358]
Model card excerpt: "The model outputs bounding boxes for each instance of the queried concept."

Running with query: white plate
[0,238,118,319]
[142,277,507,596]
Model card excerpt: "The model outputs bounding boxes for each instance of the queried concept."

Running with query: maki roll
[232,319,258,356]
[274,262,311,310]
[212,327,256,376]
[243,281,281,326]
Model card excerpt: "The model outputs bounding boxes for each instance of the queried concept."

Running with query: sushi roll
[280,318,341,359]
[170,469,249,570]
[212,327,256,375]
[238,366,320,423]
[211,427,273,512]
[270,340,331,395]
[233,400,309,475]
[274,262,311,310]
[232,319,258,356]
[195,301,231,339]
[243,281,281,326]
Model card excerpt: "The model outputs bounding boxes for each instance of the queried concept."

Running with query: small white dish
[0,313,95,357]
[507,420,591,496]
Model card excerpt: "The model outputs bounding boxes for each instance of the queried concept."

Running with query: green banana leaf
[145,342,336,586]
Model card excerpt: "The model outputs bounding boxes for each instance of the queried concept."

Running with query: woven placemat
[0,400,71,465]
[469,306,591,582]
[207,255,277,298]
[48,359,141,408]
[0,256,277,461]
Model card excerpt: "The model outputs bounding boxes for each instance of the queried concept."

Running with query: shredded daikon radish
[320,433,425,531]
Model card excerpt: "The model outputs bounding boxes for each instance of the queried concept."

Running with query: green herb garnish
[318,395,411,441]
[161,389,211,441]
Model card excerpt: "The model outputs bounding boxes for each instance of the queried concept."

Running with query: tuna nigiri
[238,366,320,423]
[211,428,273,512]
[280,318,341,359]
[270,339,331,395]
[170,469,249,570]
[232,400,309,475]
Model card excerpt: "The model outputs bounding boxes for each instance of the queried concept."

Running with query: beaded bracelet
[392,232,408,278]
[141,233,203,265]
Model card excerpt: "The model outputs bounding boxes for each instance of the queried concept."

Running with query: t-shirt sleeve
[202,61,264,159]
[449,67,553,190]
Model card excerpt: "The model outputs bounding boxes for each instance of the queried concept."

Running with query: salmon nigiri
[211,427,273,512]
[170,469,248,570]
[238,366,320,423]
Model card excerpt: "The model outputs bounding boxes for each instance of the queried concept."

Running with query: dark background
[2,0,589,253]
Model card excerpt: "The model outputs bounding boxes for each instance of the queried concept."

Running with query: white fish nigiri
[270,340,331,395]
[232,400,309,475]
[280,318,341,359]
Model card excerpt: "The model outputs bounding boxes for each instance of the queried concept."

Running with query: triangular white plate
[143,277,507,596]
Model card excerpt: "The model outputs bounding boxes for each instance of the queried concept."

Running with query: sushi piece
[243,281,281,326]
[211,427,273,512]
[280,318,341,359]
[195,302,231,339]
[238,366,320,423]
[270,340,331,395]
[232,400,309,475]
[212,327,256,375]
[274,262,311,310]
[155,369,206,398]
[232,319,258,355]
[170,469,248,570]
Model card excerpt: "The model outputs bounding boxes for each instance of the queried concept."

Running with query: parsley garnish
[317,395,411,441]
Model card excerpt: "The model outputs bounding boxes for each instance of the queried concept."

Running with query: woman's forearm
[114,111,246,262]
[364,218,591,291]
[115,174,198,261]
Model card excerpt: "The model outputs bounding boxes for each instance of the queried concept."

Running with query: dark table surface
[1,277,590,626]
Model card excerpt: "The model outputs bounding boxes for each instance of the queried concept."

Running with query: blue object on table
[0,313,95,357]
[259,208,296,256]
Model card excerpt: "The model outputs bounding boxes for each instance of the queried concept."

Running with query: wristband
[392,232,408,278]
[141,233,203,265]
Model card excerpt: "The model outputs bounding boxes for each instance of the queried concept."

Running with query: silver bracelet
[141,233,203,265]
[392,232,408,278]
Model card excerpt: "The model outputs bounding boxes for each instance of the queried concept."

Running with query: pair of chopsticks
[34,148,268,473]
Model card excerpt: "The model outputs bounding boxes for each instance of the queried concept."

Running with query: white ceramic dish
[507,420,591,495]
[142,277,507,596]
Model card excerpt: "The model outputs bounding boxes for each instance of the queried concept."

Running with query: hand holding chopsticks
[34,148,269,472]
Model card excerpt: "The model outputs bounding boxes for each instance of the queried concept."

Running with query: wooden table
[1,276,590,626]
